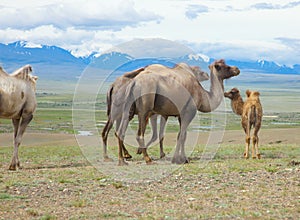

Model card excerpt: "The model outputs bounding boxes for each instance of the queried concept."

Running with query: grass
[0,140,299,219]
[1,91,298,134]
[0,83,299,219]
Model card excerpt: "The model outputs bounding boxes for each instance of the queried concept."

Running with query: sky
[0,0,299,65]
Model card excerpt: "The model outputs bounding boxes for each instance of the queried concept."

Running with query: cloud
[250,1,300,10]
[185,4,209,19]
[0,0,162,30]
[188,40,300,66]
[275,37,300,53]
[107,38,194,58]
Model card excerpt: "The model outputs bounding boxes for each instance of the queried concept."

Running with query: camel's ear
[246,90,251,97]
[232,88,239,93]
[253,91,260,96]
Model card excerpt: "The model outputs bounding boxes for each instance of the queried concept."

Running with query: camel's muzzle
[232,67,240,76]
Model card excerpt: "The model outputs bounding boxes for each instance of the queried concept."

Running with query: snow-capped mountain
[0,41,299,81]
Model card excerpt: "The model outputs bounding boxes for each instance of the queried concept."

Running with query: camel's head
[190,66,209,82]
[246,90,260,99]
[224,87,241,100]
[209,59,240,79]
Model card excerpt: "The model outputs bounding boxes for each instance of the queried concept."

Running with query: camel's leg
[115,118,132,159]
[252,128,261,159]
[244,135,250,159]
[171,114,192,164]
[172,125,187,164]
[172,117,181,163]
[101,118,114,161]
[9,118,20,170]
[116,116,130,166]
[143,114,158,151]
[136,113,152,164]
[158,116,167,158]
[9,116,32,170]
[117,136,128,166]
[242,120,250,159]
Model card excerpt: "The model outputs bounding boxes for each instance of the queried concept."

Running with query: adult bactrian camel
[102,63,209,161]
[224,88,262,159]
[117,59,240,165]
[0,65,38,170]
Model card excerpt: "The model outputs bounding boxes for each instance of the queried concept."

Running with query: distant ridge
[0,41,299,81]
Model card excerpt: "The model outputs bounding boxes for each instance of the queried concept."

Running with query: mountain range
[0,41,299,81]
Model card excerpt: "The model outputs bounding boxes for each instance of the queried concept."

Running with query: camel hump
[11,65,36,81]
[123,67,145,79]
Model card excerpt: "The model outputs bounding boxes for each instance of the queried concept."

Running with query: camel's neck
[231,96,244,116]
[196,72,225,112]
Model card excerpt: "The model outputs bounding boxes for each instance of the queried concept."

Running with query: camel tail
[117,81,136,139]
[248,105,257,129]
[106,85,114,116]
[123,67,145,79]
[124,81,136,120]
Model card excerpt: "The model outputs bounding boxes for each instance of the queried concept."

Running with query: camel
[101,63,209,161]
[117,59,240,165]
[224,88,263,159]
[0,65,38,170]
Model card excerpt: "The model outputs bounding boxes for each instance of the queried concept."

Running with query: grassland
[0,140,299,219]
[0,75,299,219]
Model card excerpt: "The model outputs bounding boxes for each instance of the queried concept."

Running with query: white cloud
[188,40,299,66]
[0,0,299,64]
[185,4,209,19]
[250,1,300,10]
[106,38,194,58]
[0,0,162,30]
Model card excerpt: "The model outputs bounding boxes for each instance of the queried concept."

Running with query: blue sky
[0,0,299,65]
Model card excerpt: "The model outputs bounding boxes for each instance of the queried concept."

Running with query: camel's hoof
[160,152,166,159]
[124,154,132,160]
[118,160,128,166]
[8,165,16,171]
[244,153,249,159]
[136,148,142,155]
[104,157,114,162]
[171,156,188,164]
[145,156,152,165]
[257,154,261,159]
[146,160,156,165]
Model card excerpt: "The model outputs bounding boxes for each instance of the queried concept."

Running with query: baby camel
[224,88,263,159]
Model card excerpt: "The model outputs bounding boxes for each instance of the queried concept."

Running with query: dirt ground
[0,128,299,219]
[1,127,299,148]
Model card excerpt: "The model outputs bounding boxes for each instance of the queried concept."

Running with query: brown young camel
[117,59,240,165]
[224,88,263,159]
[0,65,38,170]
[102,63,209,161]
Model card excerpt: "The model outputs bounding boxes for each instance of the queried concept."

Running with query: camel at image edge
[0,65,38,170]
[102,63,209,161]
[224,88,263,159]
[117,59,240,165]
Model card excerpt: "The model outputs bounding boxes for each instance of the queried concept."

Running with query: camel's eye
[215,64,221,71]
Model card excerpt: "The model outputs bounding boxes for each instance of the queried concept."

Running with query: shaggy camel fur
[224,88,263,159]
[102,63,209,161]
[117,60,240,165]
[0,65,38,170]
